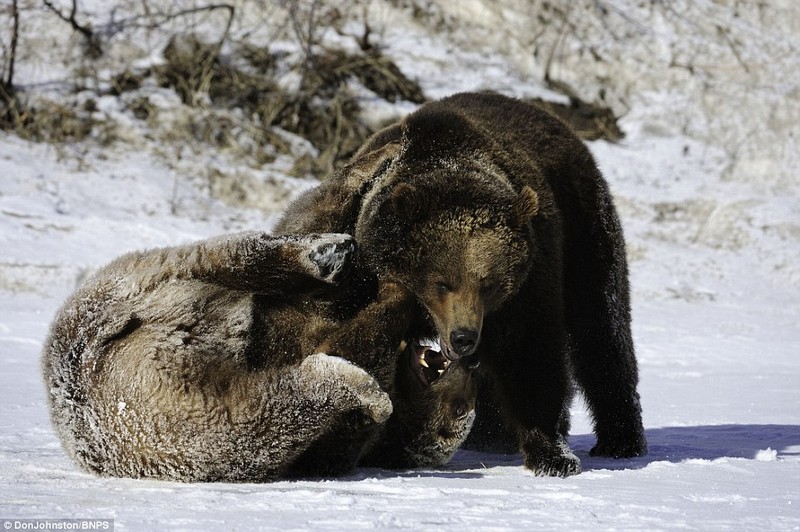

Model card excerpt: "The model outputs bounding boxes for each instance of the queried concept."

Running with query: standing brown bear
[276,92,647,476]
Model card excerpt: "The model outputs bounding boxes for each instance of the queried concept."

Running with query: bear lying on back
[42,232,476,481]
[277,92,647,476]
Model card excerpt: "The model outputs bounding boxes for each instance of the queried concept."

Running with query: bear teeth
[418,347,450,370]
[410,339,452,386]
[411,342,451,385]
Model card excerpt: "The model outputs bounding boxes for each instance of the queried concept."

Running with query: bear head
[393,354,477,467]
[354,157,539,367]
[359,350,477,469]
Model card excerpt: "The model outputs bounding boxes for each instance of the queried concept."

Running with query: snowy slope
[2,1,800,530]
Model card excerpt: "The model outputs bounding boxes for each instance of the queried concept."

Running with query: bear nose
[450,328,479,357]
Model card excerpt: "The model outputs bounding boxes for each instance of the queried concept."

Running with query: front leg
[481,345,580,477]
[170,232,355,296]
[317,280,418,389]
[476,287,582,477]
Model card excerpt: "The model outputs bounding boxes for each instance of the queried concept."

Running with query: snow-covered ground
[2,1,799,530]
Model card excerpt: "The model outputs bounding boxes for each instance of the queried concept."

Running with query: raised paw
[302,234,355,285]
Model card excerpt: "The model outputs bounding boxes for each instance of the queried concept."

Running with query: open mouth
[408,337,455,386]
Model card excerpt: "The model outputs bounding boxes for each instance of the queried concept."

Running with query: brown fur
[276,92,647,476]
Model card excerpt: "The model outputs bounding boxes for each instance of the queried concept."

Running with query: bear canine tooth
[419,356,429,368]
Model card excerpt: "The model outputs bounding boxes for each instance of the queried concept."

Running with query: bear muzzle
[450,328,479,358]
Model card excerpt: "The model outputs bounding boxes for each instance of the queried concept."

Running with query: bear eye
[436,281,452,295]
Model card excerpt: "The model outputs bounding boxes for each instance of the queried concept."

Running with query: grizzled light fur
[43,233,374,481]
[43,231,474,481]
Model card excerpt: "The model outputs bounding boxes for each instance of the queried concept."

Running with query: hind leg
[282,354,394,478]
[84,351,390,482]
[285,410,382,478]
[564,190,646,458]
[209,353,392,481]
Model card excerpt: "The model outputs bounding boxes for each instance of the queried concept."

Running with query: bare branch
[5,0,19,91]
[101,3,235,42]
[285,0,323,71]
[544,3,572,86]
[43,0,103,57]
[716,24,750,74]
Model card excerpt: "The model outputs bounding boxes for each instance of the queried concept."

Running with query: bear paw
[303,234,355,285]
[301,353,392,425]
[521,430,582,477]
[590,434,648,458]
[524,447,582,477]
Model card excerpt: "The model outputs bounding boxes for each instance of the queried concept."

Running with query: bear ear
[390,182,421,220]
[512,186,539,228]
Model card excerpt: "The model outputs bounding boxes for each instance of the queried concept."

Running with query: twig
[106,3,236,38]
[156,3,234,31]
[716,24,750,74]
[43,0,103,57]
[592,0,650,36]
[285,0,322,71]
[5,0,19,91]
[544,3,572,86]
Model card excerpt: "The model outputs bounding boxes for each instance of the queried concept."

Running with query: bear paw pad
[304,234,355,284]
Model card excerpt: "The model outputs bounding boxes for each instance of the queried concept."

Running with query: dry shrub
[0,91,94,143]
[110,69,146,96]
[275,48,425,176]
[1,23,425,179]
[318,50,425,104]
[154,34,425,178]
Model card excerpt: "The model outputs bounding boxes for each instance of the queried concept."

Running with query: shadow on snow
[32,424,798,484]
[347,424,800,479]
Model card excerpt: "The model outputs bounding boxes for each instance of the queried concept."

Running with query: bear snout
[450,328,479,357]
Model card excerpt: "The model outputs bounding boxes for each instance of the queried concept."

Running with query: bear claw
[521,430,582,477]
[525,453,582,477]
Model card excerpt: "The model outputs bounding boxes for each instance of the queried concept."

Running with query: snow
[1,1,799,530]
